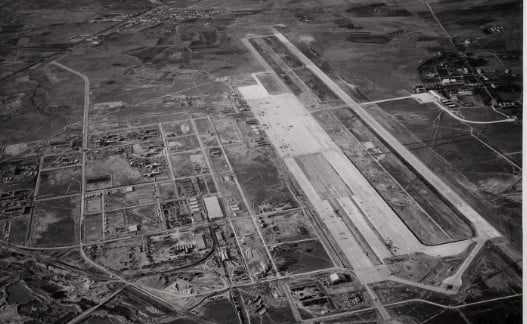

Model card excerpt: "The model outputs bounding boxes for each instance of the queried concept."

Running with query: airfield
[0,0,522,323]
[238,29,501,293]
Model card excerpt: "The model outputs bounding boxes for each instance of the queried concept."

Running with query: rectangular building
[203,196,224,220]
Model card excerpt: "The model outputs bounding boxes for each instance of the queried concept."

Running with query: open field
[430,0,522,42]
[87,237,147,273]
[86,144,170,191]
[385,294,521,323]
[1,142,43,160]
[248,37,303,95]
[371,280,462,306]
[166,135,201,153]
[386,301,464,324]
[134,269,226,297]
[170,151,209,178]
[156,181,177,201]
[162,120,194,137]
[238,281,297,323]
[0,66,84,144]
[37,166,82,198]
[460,242,522,303]
[369,98,520,248]
[271,239,333,275]
[104,184,156,210]
[30,195,80,247]
[331,107,474,243]
[212,119,243,145]
[8,216,30,245]
[126,204,163,234]
[462,295,521,323]
[232,217,275,279]
[225,143,296,213]
[254,72,286,95]
[84,213,103,243]
[277,21,440,101]
[259,209,316,244]
[387,252,467,287]
[193,295,239,324]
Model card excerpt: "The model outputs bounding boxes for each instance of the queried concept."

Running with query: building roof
[195,233,206,250]
[203,196,224,219]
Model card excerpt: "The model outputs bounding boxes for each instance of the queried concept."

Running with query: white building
[428,90,445,101]
[203,196,224,219]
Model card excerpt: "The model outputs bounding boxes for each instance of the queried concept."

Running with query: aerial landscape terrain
[0,0,522,323]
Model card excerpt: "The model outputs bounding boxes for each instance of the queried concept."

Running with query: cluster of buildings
[91,128,160,148]
[480,23,520,35]
[0,160,38,185]
[231,91,250,112]
[246,119,270,147]
[0,189,32,219]
[416,53,521,110]
[119,7,220,30]
[47,137,82,153]
[246,294,269,316]
[45,155,79,168]
[146,232,209,265]
[162,200,194,229]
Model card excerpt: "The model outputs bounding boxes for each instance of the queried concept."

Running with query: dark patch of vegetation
[346,3,411,17]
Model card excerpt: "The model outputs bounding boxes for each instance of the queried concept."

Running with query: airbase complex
[0,0,522,323]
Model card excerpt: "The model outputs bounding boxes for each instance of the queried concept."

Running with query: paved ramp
[239,80,473,265]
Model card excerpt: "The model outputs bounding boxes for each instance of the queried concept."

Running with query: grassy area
[30,195,80,247]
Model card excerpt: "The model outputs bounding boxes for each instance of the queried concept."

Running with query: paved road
[51,61,90,149]
[209,116,282,279]
[66,287,125,324]
[359,95,413,106]
[442,239,485,290]
[431,98,516,125]
[51,61,90,253]
[385,293,523,309]
[361,93,517,125]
